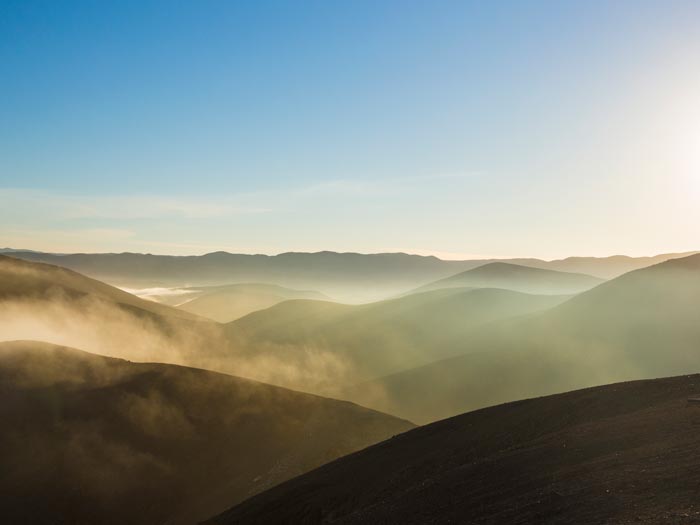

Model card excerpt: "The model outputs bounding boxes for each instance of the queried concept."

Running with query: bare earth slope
[210,373,700,525]
[0,341,413,525]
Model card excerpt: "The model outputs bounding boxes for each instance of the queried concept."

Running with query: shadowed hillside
[0,341,413,525]
[411,262,604,295]
[224,288,569,393]
[344,254,700,423]
[209,374,700,525]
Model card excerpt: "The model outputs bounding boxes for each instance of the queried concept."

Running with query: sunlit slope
[412,261,604,295]
[0,254,202,322]
[174,283,329,322]
[0,341,413,525]
[210,374,700,525]
[346,254,700,423]
[225,288,569,392]
[0,255,228,367]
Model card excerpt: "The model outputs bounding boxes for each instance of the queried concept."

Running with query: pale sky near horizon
[1,1,699,259]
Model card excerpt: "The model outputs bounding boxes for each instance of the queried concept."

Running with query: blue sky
[1,0,699,258]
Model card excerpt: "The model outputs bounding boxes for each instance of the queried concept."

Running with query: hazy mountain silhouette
[343,254,700,422]
[224,288,569,393]
[171,283,329,322]
[210,373,700,525]
[6,250,696,302]
[412,262,604,295]
[0,341,413,525]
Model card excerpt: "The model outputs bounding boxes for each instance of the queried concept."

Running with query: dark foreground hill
[412,262,604,295]
[0,341,413,525]
[344,253,700,423]
[210,374,700,525]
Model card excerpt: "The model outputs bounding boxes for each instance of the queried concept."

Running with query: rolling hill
[411,261,604,295]
[172,283,329,322]
[210,373,700,525]
[343,254,700,423]
[224,288,569,394]
[0,341,413,525]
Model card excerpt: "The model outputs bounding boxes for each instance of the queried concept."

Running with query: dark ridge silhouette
[209,373,700,525]
[412,261,604,295]
[0,341,413,525]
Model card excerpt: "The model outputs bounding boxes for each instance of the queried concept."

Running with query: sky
[1,0,699,259]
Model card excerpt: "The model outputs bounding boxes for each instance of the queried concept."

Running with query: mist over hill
[0,341,413,525]
[168,283,329,322]
[224,288,569,394]
[343,254,700,422]
[412,262,603,295]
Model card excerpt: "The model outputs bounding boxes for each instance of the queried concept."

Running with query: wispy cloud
[0,189,271,220]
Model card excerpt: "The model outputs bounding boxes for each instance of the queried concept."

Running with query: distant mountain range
[4,249,697,302]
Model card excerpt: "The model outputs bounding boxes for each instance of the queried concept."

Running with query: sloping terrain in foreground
[0,341,413,525]
[210,374,700,525]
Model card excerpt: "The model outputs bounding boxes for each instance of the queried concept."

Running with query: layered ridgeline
[410,262,604,295]
[210,374,700,525]
[0,255,227,367]
[343,254,700,423]
[141,283,330,322]
[224,288,569,393]
[0,341,413,525]
[7,250,696,302]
